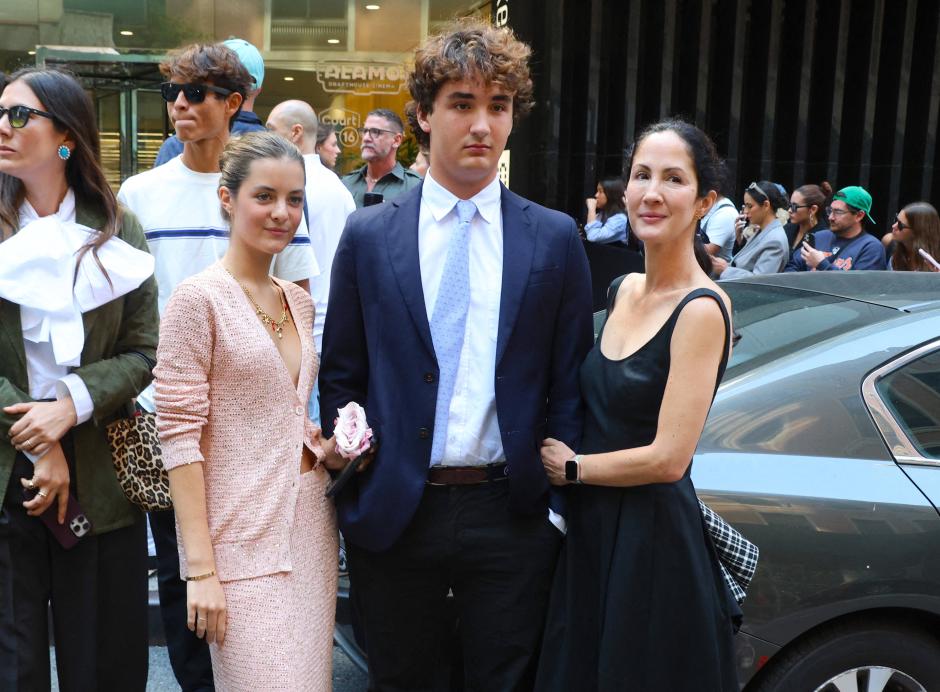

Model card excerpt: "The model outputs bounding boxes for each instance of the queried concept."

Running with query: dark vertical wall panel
[759,0,783,181]
[887,0,915,217]
[792,0,816,187]
[695,0,711,126]
[827,0,851,183]
[858,0,885,188]
[725,0,749,182]
[923,4,940,201]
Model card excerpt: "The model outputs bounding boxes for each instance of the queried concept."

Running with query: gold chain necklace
[224,267,291,339]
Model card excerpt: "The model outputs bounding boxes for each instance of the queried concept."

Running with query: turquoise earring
[57,145,71,160]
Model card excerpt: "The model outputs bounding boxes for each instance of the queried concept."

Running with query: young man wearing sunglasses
[785,185,886,271]
[342,108,422,208]
[116,42,316,692]
[152,38,268,167]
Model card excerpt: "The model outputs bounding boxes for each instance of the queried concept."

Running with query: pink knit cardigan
[154,262,326,581]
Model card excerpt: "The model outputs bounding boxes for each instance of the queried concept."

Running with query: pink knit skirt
[210,467,338,691]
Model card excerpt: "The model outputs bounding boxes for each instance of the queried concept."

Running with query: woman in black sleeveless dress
[535,120,740,692]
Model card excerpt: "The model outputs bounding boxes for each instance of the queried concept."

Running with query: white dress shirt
[303,153,356,352]
[419,172,504,467]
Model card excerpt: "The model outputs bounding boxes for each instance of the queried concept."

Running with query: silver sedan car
[697,271,940,691]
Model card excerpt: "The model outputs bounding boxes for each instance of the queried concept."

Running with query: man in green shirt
[342,108,422,208]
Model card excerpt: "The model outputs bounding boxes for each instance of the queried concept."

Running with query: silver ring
[37,490,48,498]
[25,438,33,448]
[197,617,207,622]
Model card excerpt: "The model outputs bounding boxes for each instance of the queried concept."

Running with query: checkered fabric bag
[698,499,759,605]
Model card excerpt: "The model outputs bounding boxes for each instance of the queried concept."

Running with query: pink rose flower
[334,402,374,460]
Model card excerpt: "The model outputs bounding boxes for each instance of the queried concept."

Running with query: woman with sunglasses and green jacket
[0,67,158,690]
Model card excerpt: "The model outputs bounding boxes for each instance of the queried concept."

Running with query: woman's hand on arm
[576,297,728,487]
[541,438,575,486]
[169,463,226,645]
[5,399,77,456]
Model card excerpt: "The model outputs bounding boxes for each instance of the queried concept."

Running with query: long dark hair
[626,118,724,274]
[0,68,120,281]
[892,202,940,272]
[597,177,626,223]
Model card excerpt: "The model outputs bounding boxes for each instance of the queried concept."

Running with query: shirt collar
[422,171,502,225]
[355,161,405,182]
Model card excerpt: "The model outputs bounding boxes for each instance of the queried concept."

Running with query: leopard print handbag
[106,409,173,511]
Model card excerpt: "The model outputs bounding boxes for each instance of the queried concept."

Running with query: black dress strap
[605,274,628,314]
[670,288,732,395]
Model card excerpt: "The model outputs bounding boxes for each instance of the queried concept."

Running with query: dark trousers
[0,453,148,692]
[347,481,561,692]
[149,508,214,692]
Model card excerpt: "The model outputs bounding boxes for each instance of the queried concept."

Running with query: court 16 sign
[319,108,362,148]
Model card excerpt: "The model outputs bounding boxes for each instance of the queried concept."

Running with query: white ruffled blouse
[0,190,154,456]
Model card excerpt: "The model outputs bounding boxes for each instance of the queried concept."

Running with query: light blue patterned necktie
[429,199,477,466]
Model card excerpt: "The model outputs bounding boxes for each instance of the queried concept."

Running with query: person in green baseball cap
[832,185,876,224]
[785,184,886,271]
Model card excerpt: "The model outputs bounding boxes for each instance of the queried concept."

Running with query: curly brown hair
[160,44,253,129]
[407,19,534,124]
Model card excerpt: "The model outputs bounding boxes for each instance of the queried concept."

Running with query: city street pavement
[50,645,369,691]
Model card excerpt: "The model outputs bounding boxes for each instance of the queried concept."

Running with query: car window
[720,283,901,378]
[875,349,940,460]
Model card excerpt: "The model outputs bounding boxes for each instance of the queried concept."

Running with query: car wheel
[751,620,940,692]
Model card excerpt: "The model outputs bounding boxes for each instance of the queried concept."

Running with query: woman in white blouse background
[0,68,158,691]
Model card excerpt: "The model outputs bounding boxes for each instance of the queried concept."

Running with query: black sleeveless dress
[535,280,740,692]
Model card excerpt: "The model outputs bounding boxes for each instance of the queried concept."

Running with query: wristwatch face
[565,459,578,482]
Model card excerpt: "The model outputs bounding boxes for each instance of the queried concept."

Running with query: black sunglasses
[0,104,55,129]
[788,203,811,212]
[160,82,233,104]
[894,216,911,231]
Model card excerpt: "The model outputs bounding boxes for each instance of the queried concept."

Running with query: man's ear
[291,124,304,145]
[416,105,432,134]
[226,92,244,119]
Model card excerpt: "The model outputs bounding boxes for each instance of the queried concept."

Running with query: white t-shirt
[702,197,739,261]
[118,155,318,409]
[304,154,356,352]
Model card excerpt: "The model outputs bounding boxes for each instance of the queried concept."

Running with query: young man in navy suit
[320,19,594,691]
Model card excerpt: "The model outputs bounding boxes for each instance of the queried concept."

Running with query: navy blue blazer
[319,183,594,552]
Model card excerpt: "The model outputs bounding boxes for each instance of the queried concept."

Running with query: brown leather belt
[426,463,508,486]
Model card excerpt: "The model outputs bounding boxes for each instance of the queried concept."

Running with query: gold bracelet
[186,569,216,582]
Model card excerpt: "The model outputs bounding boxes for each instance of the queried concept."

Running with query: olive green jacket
[0,202,159,533]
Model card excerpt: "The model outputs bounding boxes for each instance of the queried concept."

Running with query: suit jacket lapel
[386,189,436,360]
[496,186,535,365]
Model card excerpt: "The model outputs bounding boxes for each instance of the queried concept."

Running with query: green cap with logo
[833,186,875,224]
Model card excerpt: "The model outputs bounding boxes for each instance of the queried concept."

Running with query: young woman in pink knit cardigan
[154,131,351,690]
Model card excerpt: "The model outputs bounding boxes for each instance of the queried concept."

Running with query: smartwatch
[565,454,584,484]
